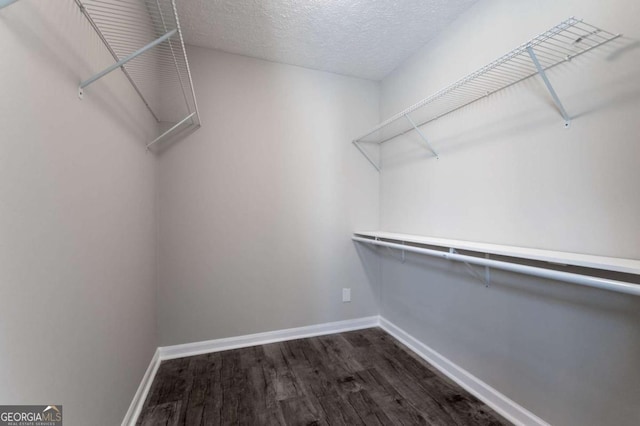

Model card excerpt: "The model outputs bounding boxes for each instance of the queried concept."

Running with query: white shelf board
[354,231,640,276]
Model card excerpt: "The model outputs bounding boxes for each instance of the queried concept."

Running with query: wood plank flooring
[137,328,510,425]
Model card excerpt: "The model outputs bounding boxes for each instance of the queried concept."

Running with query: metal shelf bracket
[352,140,381,171]
[450,248,491,287]
[526,45,571,127]
[485,253,491,286]
[146,112,195,149]
[379,238,408,264]
[78,28,177,99]
[405,113,439,159]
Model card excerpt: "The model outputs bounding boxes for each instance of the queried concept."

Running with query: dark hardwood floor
[137,327,510,425]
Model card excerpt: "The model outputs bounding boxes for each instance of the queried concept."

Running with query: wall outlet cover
[342,288,351,302]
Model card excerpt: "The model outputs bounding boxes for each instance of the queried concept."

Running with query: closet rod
[352,236,640,297]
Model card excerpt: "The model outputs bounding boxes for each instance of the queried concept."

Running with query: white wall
[0,2,157,425]
[377,0,640,425]
[157,47,380,346]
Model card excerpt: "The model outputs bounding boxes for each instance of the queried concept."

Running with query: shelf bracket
[352,140,381,171]
[526,46,571,127]
[79,28,177,98]
[485,253,491,286]
[450,248,490,287]
[405,113,439,159]
[146,112,196,149]
[0,0,19,9]
[381,238,407,264]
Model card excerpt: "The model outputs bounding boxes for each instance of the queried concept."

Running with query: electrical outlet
[342,288,351,303]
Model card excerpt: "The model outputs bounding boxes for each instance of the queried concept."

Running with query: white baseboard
[379,317,549,426]
[124,316,379,424]
[122,348,161,426]
[159,316,380,360]
[125,315,546,426]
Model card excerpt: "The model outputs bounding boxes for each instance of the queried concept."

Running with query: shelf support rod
[146,112,196,149]
[79,28,177,94]
[0,0,18,9]
[352,140,381,172]
[526,46,571,127]
[405,113,439,159]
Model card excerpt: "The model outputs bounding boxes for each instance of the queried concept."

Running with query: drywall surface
[0,2,157,425]
[377,0,640,425]
[157,47,380,346]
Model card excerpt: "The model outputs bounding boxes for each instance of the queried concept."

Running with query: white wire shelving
[353,18,621,171]
[75,0,200,149]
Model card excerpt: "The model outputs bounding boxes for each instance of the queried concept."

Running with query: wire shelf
[76,0,200,148]
[353,17,620,169]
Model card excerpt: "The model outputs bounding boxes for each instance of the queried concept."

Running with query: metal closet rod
[352,236,640,297]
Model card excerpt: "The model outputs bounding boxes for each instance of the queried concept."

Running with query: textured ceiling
[176,0,478,81]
